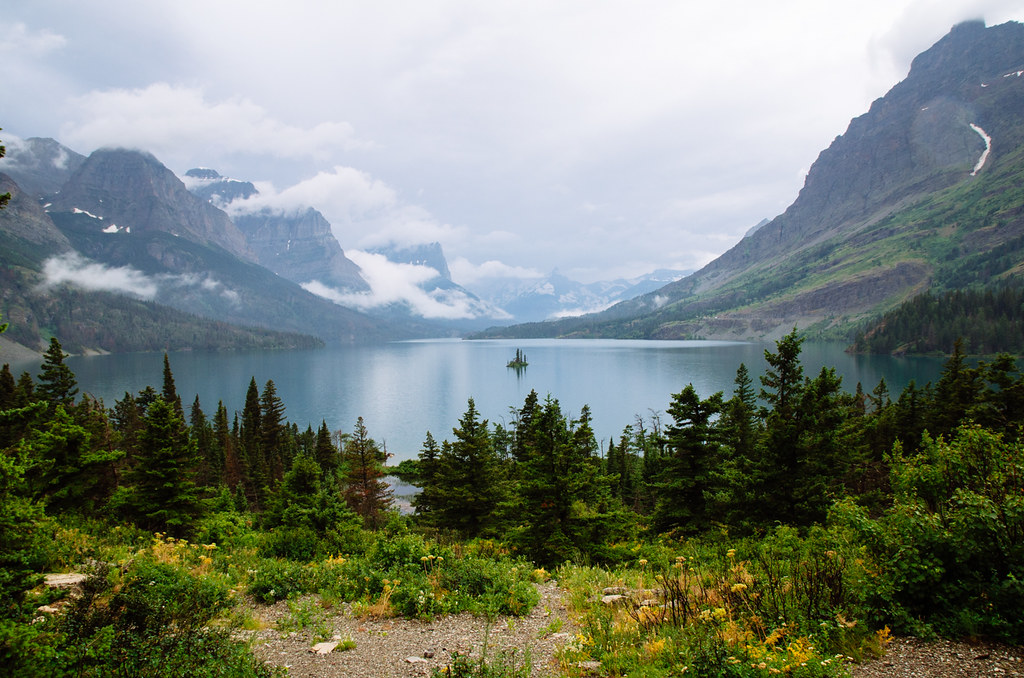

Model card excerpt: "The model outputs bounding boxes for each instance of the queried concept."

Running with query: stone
[44,573,88,590]
[311,641,339,655]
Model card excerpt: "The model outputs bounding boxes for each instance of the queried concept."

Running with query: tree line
[403,331,1024,563]
[850,285,1024,355]
[0,337,394,550]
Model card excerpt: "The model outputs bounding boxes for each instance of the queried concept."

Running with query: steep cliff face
[184,168,368,292]
[687,20,1024,296]
[0,174,72,257]
[484,21,1024,341]
[50,150,256,262]
[233,208,368,291]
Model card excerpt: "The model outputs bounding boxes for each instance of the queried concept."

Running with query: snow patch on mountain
[969,123,992,175]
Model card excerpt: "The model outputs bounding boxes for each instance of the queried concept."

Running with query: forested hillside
[850,286,1024,355]
[3,325,1023,676]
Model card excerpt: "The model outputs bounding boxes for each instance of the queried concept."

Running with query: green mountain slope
[475,21,1024,342]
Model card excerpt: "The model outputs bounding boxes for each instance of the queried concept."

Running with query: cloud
[448,257,543,286]
[222,165,473,254]
[41,253,158,299]
[303,250,509,320]
[59,84,362,167]
[39,252,240,304]
[0,23,66,56]
[225,166,397,221]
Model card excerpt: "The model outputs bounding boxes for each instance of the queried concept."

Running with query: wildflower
[638,559,648,567]
[726,548,736,559]
[730,583,747,593]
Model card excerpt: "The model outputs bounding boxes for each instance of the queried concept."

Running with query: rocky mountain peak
[183,167,258,205]
[49,149,256,262]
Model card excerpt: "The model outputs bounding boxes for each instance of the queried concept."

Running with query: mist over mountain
[476,20,1024,341]
[0,137,85,197]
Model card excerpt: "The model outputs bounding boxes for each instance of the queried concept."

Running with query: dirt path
[243,584,1024,677]
[246,581,577,677]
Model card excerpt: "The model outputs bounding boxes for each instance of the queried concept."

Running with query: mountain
[0,137,86,197]
[476,20,1024,341]
[0,171,325,356]
[0,148,418,352]
[184,168,369,293]
[471,269,691,323]
[48,149,256,262]
[368,241,452,280]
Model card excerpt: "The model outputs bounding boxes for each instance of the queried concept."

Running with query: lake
[59,338,946,462]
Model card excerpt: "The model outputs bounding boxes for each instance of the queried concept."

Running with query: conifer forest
[2,325,1023,677]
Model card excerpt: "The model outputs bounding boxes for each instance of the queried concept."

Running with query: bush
[835,425,1024,642]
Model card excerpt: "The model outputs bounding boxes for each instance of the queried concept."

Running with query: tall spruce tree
[340,417,393,529]
[36,338,78,409]
[433,399,506,537]
[122,397,201,535]
[653,385,723,533]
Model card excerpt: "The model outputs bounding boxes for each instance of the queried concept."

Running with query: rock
[311,641,339,655]
[601,594,625,605]
[44,573,88,591]
[405,656,429,664]
[423,650,435,659]
[601,586,628,596]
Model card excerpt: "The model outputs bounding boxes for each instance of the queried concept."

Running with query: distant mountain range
[3,20,1022,356]
[0,141,680,354]
[475,20,1024,342]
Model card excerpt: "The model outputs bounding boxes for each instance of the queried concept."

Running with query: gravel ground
[852,637,1024,677]
[244,581,577,677]
[242,584,1023,677]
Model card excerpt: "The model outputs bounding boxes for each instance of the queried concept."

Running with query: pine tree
[161,353,185,419]
[260,379,288,481]
[411,431,441,520]
[36,337,78,409]
[240,377,266,509]
[314,420,338,477]
[433,399,505,537]
[122,397,201,535]
[340,417,393,529]
[653,384,723,533]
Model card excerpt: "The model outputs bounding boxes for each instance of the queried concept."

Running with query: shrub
[835,425,1024,642]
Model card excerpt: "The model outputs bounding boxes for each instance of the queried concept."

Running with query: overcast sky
[3,1,1024,286]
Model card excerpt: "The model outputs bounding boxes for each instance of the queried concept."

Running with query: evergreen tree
[121,397,201,535]
[411,431,442,521]
[36,337,78,409]
[0,364,15,411]
[25,404,121,513]
[13,372,34,408]
[340,417,393,529]
[314,420,338,477]
[161,353,185,420]
[759,328,806,518]
[653,385,723,533]
[434,398,506,537]
[240,377,266,509]
[189,395,217,488]
[260,379,288,481]
[711,364,764,531]
[214,400,243,489]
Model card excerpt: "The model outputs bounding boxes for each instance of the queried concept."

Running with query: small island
[506,348,528,369]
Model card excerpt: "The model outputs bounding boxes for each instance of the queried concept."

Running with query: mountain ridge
[473,20,1024,342]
